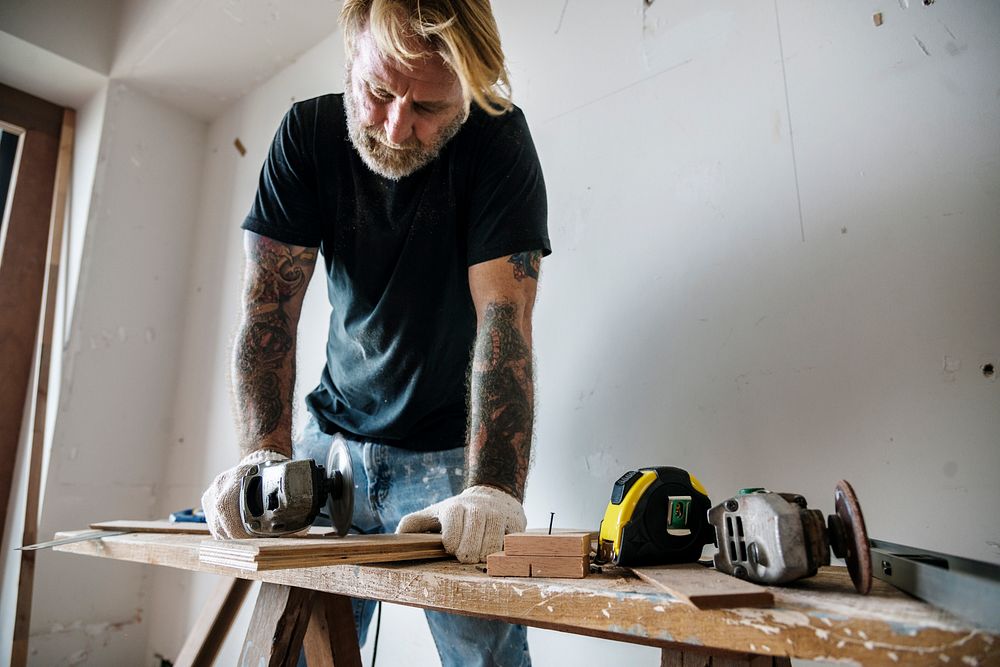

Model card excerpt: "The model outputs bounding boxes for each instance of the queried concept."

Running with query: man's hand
[201,450,289,539]
[396,485,527,563]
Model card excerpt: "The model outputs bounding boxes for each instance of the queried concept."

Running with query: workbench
[53,530,999,666]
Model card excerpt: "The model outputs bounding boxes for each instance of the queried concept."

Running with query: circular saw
[238,439,355,537]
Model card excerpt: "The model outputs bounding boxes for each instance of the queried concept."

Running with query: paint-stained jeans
[294,416,531,667]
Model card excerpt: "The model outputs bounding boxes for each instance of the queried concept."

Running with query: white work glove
[201,449,288,539]
[396,485,527,564]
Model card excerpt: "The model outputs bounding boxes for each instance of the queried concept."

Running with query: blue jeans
[294,417,531,667]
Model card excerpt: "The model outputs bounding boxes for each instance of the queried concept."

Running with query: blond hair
[341,0,512,116]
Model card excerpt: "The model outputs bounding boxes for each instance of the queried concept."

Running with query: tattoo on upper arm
[233,238,316,449]
[467,300,533,500]
[507,250,542,282]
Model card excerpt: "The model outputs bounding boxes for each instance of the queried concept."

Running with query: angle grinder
[238,439,355,537]
[708,480,872,593]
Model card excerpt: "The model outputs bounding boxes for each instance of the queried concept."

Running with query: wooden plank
[10,106,74,667]
[91,520,212,534]
[174,577,252,667]
[199,533,447,571]
[0,83,64,565]
[631,564,773,610]
[52,532,1000,666]
[303,593,362,667]
[503,531,591,557]
[239,583,313,667]
[487,553,588,578]
[90,520,333,535]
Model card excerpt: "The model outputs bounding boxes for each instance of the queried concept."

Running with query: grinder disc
[833,480,872,594]
[325,437,355,537]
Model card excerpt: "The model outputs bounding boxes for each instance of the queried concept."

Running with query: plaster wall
[23,83,206,665]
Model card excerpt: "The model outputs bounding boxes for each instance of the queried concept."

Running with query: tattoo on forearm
[233,238,315,455]
[508,250,541,282]
[467,300,533,500]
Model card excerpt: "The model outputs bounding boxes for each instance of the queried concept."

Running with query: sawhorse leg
[661,649,791,666]
[175,577,252,667]
[239,582,362,667]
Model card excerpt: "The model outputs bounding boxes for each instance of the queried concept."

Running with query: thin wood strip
[91,520,212,534]
[10,107,74,667]
[631,564,773,610]
[174,577,252,667]
[200,548,447,572]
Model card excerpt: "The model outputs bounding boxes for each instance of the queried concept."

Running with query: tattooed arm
[466,250,542,501]
[232,231,317,458]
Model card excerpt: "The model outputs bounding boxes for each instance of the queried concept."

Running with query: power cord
[371,600,382,667]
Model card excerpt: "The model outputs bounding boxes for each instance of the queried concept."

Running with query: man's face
[344,28,466,180]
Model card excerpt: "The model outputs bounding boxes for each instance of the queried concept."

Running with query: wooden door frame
[0,83,66,550]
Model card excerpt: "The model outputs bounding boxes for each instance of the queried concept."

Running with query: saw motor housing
[709,491,829,584]
[708,481,872,594]
[238,439,354,537]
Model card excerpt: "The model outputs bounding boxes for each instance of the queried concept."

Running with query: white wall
[25,82,207,665]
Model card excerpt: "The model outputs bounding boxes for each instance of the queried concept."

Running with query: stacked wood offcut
[487,531,592,578]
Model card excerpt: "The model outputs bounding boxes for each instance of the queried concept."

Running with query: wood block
[530,555,589,578]
[631,564,774,610]
[488,552,588,578]
[503,531,591,557]
[487,552,530,577]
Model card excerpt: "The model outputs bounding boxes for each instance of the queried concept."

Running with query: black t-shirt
[243,94,550,451]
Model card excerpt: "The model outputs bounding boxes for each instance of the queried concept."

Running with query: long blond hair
[341,0,512,116]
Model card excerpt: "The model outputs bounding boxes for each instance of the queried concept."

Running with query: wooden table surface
[53,530,999,666]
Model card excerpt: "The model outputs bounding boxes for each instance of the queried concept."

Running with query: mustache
[362,125,421,151]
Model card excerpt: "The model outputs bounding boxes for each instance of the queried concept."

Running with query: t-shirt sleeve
[241,103,323,247]
[465,107,550,266]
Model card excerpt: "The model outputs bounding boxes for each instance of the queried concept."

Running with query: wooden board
[90,520,334,536]
[199,533,448,571]
[631,564,774,610]
[91,520,213,534]
[52,531,1000,665]
[503,531,591,557]
[487,552,589,578]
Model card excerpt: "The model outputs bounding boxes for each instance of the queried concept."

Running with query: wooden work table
[53,530,999,666]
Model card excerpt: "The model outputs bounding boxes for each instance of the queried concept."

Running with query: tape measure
[597,466,713,566]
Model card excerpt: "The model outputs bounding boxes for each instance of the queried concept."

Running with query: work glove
[201,449,289,539]
[396,485,527,564]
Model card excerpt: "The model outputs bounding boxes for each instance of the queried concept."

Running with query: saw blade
[834,479,872,594]
[325,437,355,537]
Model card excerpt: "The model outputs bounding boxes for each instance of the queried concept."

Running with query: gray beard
[344,78,465,181]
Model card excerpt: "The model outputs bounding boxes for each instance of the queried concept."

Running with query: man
[201,0,549,663]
